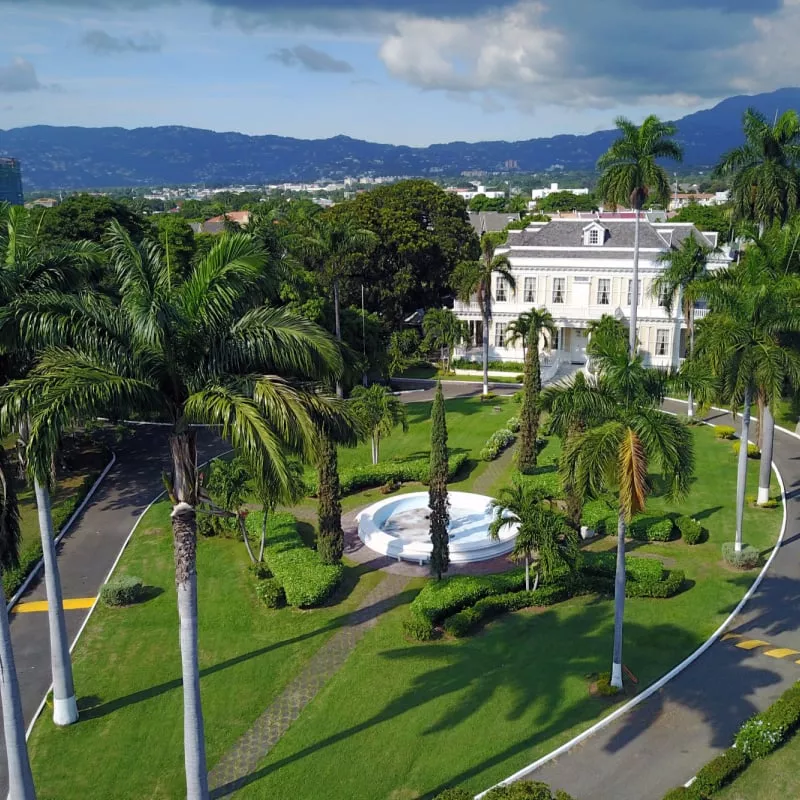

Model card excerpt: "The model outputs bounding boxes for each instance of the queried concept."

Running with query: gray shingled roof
[505,219,671,249]
[468,211,522,233]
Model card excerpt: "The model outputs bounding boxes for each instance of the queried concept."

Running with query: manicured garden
[25,398,781,799]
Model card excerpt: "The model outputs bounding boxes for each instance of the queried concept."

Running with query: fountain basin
[356,491,518,565]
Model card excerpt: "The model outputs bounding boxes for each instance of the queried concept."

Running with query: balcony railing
[693,307,710,320]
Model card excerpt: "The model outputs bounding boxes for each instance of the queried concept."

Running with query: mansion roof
[503,218,718,257]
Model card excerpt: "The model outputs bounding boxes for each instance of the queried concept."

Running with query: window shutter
[566,275,574,305]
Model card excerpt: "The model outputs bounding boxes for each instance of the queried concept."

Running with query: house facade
[453,217,729,371]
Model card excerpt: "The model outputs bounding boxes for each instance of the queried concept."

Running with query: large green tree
[714,108,800,230]
[562,353,693,689]
[597,116,683,354]
[489,481,578,591]
[5,222,353,799]
[428,382,450,580]
[517,308,557,473]
[451,232,515,395]
[329,180,480,326]
[537,191,597,214]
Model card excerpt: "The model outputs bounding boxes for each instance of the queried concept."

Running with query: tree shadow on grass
[209,605,735,800]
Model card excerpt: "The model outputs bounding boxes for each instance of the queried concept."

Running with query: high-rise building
[0,158,24,206]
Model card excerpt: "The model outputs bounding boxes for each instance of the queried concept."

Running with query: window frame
[552,277,566,304]
[495,276,508,303]
[523,276,537,303]
[655,328,670,357]
[494,321,507,348]
[597,278,611,305]
[627,278,642,306]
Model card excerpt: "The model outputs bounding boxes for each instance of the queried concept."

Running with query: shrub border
[475,406,790,799]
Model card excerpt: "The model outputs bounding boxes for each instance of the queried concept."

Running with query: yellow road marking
[14,598,95,613]
[735,639,771,651]
[763,648,800,659]
[722,633,744,641]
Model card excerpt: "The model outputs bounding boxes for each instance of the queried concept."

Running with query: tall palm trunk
[371,432,379,465]
[518,335,541,473]
[333,278,343,400]
[629,208,641,356]
[169,431,209,800]
[481,287,490,397]
[685,298,695,418]
[734,387,752,553]
[237,516,256,564]
[33,479,77,726]
[0,573,36,799]
[611,513,627,689]
[758,404,774,506]
[258,510,268,563]
[524,557,530,591]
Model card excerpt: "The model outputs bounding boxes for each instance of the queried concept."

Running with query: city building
[190,210,251,235]
[530,182,590,204]
[0,157,24,206]
[669,191,730,211]
[447,184,506,202]
[453,217,728,372]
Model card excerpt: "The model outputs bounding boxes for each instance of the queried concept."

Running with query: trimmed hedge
[433,790,472,800]
[661,678,800,799]
[524,469,562,499]
[676,515,704,545]
[246,512,343,607]
[305,453,468,496]
[722,542,760,569]
[732,441,761,459]
[5,467,104,600]
[481,429,516,461]
[483,781,577,799]
[581,551,664,583]
[101,576,143,607]
[581,499,617,536]
[714,425,737,440]
[629,516,675,542]
[255,578,286,609]
[451,358,525,373]
[579,553,684,599]
[507,416,521,433]
[443,585,569,637]
[404,569,526,640]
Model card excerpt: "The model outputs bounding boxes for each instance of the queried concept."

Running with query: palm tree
[653,236,713,417]
[422,308,468,373]
[489,481,578,591]
[562,354,694,689]
[714,108,800,231]
[542,371,617,528]
[254,460,305,563]
[0,204,100,727]
[597,116,683,355]
[0,445,36,799]
[201,456,255,561]
[350,384,408,465]
[452,232,516,395]
[696,255,800,531]
[517,308,557,473]
[586,314,629,371]
[298,216,377,397]
[4,222,354,799]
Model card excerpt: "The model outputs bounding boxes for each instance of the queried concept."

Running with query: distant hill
[3,87,800,191]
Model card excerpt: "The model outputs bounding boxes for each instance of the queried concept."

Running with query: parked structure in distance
[0,157,24,206]
[454,215,728,372]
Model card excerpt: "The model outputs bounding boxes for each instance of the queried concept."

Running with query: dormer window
[583,222,605,246]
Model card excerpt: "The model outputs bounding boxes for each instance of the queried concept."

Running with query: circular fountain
[356,491,518,565]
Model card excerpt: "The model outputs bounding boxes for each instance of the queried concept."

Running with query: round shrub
[100,576,143,607]
[629,517,674,542]
[507,416,521,433]
[255,578,286,609]
[434,789,472,800]
[595,672,620,696]
[722,542,760,569]
[676,515,704,545]
[249,562,272,580]
[735,716,783,759]
[483,781,576,800]
[714,425,736,440]
[481,428,516,461]
[732,441,760,459]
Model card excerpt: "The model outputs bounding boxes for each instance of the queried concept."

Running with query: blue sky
[0,0,797,145]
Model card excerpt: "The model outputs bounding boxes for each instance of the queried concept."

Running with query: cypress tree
[316,434,343,564]
[517,333,541,473]
[428,382,450,579]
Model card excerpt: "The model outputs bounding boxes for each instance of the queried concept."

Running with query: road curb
[476,406,791,798]
[7,451,117,613]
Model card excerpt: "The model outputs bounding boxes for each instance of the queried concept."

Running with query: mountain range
[2,88,800,191]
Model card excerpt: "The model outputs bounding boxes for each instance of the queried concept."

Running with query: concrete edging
[7,451,117,612]
[24,448,232,740]
[476,408,791,798]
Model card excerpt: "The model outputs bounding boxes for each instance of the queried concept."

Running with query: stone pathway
[208,571,411,797]
[472,441,518,496]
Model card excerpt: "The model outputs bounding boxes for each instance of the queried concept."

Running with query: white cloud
[0,57,43,92]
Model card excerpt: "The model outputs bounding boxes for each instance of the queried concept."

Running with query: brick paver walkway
[208,572,411,797]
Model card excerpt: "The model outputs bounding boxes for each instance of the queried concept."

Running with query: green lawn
[715,732,800,799]
[400,365,522,384]
[26,419,781,799]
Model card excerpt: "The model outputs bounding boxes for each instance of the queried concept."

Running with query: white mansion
[453,215,730,371]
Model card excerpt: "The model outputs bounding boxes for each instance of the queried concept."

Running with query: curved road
[1,388,797,800]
